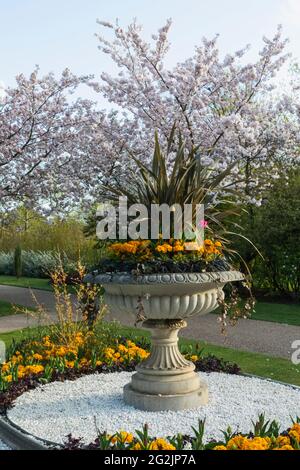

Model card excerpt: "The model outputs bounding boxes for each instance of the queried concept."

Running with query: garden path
[0,285,58,331]
[0,285,299,360]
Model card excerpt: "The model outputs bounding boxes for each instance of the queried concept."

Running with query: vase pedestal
[123,319,208,411]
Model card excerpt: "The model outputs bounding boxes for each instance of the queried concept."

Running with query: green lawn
[0,275,53,291]
[0,299,17,317]
[185,340,300,386]
[250,301,300,325]
[0,299,35,317]
[213,300,300,326]
[124,326,300,386]
[1,324,300,387]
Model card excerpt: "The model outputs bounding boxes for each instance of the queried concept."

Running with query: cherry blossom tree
[94,19,300,203]
[0,68,102,211]
[1,20,299,213]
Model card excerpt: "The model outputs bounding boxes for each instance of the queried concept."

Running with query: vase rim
[85,270,244,285]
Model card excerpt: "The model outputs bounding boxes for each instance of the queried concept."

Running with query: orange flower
[111,431,134,444]
[173,242,184,252]
[149,438,176,450]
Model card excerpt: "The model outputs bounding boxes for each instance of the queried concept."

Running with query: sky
[1,0,300,103]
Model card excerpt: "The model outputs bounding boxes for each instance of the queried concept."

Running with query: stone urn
[88,270,244,411]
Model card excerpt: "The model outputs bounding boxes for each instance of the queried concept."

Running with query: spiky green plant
[102,125,236,210]
[101,126,258,269]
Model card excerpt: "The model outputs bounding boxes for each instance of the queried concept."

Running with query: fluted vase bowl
[88,270,244,411]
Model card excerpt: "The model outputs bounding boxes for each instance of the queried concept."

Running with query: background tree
[93,20,300,203]
[0,67,101,211]
[235,169,300,298]
[1,22,299,212]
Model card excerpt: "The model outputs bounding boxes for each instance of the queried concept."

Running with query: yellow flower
[135,349,150,360]
[164,243,173,252]
[226,435,246,450]
[274,445,294,451]
[149,438,176,450]
[79,358,89,366]
[276,436,291,447]
[1,363,10,373]
[110,241,144,255]
[173,242,184,252]
[104,347,115,356]
[111,431,134,444]
[155,245,167,253]
[56,346,67,357]
[17,365,26,379]
[3,375,12,383]
[74,333,85,346]
[42,336,52,347]
[11,355,23,364]
[25,365,44,374]
[132,442,141,450]
[65,361,75,368]
[242,437,270,450]
[227,436,270,451]
[289,423,300,443]
[190,355,198,362]
[33,353,43,361]
[213,445,227,450]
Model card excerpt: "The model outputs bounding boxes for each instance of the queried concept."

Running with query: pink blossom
[200,220,208,228]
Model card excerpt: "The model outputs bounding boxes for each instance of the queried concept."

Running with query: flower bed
[64,420,300,451]
[1,328,300,452]
[0,329,240,410]
[5,371,300,451]
[96,238,227,274]
[0,333,148,387]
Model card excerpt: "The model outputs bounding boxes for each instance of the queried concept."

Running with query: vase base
[123,381,208,412]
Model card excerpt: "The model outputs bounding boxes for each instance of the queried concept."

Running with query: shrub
[0,250,77,278]
[0,252,14,275]
[235,169,300,298]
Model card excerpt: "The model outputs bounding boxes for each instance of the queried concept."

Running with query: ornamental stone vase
[86,270,244,411]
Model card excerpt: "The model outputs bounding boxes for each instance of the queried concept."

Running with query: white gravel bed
[7,372,300,445]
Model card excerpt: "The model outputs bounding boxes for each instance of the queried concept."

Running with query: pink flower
[200,220,208,228]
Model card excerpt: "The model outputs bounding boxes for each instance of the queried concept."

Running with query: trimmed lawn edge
[0,300,35,317]
[0,276,53,292]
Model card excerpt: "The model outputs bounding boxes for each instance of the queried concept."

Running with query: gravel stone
[7,371,300,445]
[0,439,11,450]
